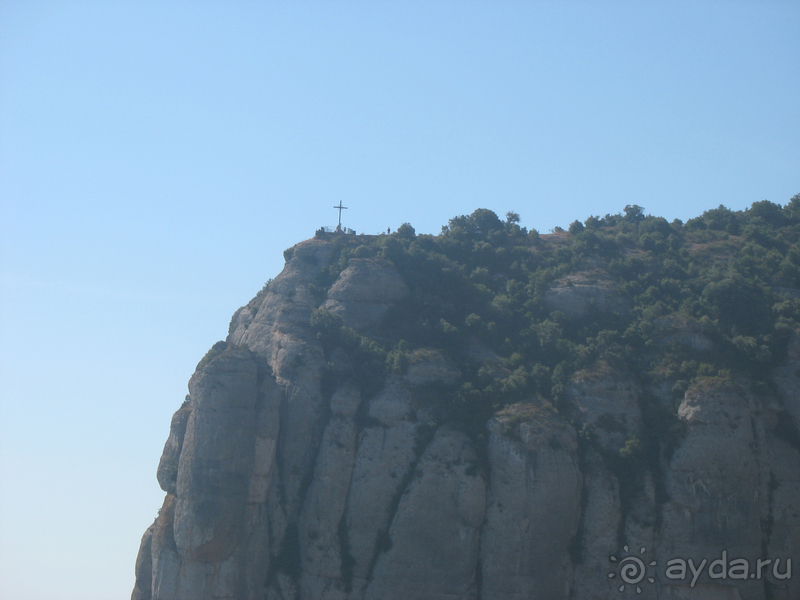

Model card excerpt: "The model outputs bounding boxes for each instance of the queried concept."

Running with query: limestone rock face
[569,449,624,600]
[480,402,582,600]
[543,271,629,319]
[174,344,260,563]
[228,238,332,386]
[132,342,281,600]
[364,426,485,600]
[131,524,155,600]
[341,379,429,599]
[133,237,800,600]
[297,384,361,600]
[157,403,191,496]
[658,379,769,599]
[403,349,461,387]
[771,332,800,429]
[323,258,409,330]
[653,314,713,351]
[765,432,800,600]
[566,365,642,454]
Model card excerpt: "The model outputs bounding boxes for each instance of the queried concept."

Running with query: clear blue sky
[1,2,797,598]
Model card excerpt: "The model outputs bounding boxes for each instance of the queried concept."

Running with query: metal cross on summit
[333,200,348,229]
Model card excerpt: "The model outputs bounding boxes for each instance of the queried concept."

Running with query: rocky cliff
[133,229,800,600]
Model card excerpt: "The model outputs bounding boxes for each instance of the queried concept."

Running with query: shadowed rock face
[364,426,486,600]
[543,271,630,320]
[157,403,191,496]
[658,381,766,599]
[323,258,409,330]
[173,344,260,563]
[133,237,800,600]
[566,368,642,454]
[480,403,582,600]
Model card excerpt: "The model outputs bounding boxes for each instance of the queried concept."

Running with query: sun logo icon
[608,545,657,593]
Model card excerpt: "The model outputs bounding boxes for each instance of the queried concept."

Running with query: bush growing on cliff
[311,308,387,397]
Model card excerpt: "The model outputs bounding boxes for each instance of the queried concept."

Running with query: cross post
[333,201,348,229]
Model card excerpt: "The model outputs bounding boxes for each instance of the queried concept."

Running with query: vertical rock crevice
[364,425,486,600]
[479,401,583,600]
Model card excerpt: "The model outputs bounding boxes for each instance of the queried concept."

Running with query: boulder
[324,258,409,330]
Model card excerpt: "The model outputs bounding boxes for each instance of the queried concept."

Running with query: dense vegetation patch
[311,196,800,447]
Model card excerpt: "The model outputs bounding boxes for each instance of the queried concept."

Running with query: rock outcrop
[543,270,630,320]
[133,236,800,600]
[480,402,582,600]
[323,258,409,330]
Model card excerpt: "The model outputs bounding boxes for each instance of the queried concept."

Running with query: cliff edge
[133,205,800,599]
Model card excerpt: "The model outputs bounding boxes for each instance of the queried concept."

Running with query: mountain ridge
[134,199,800,600]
